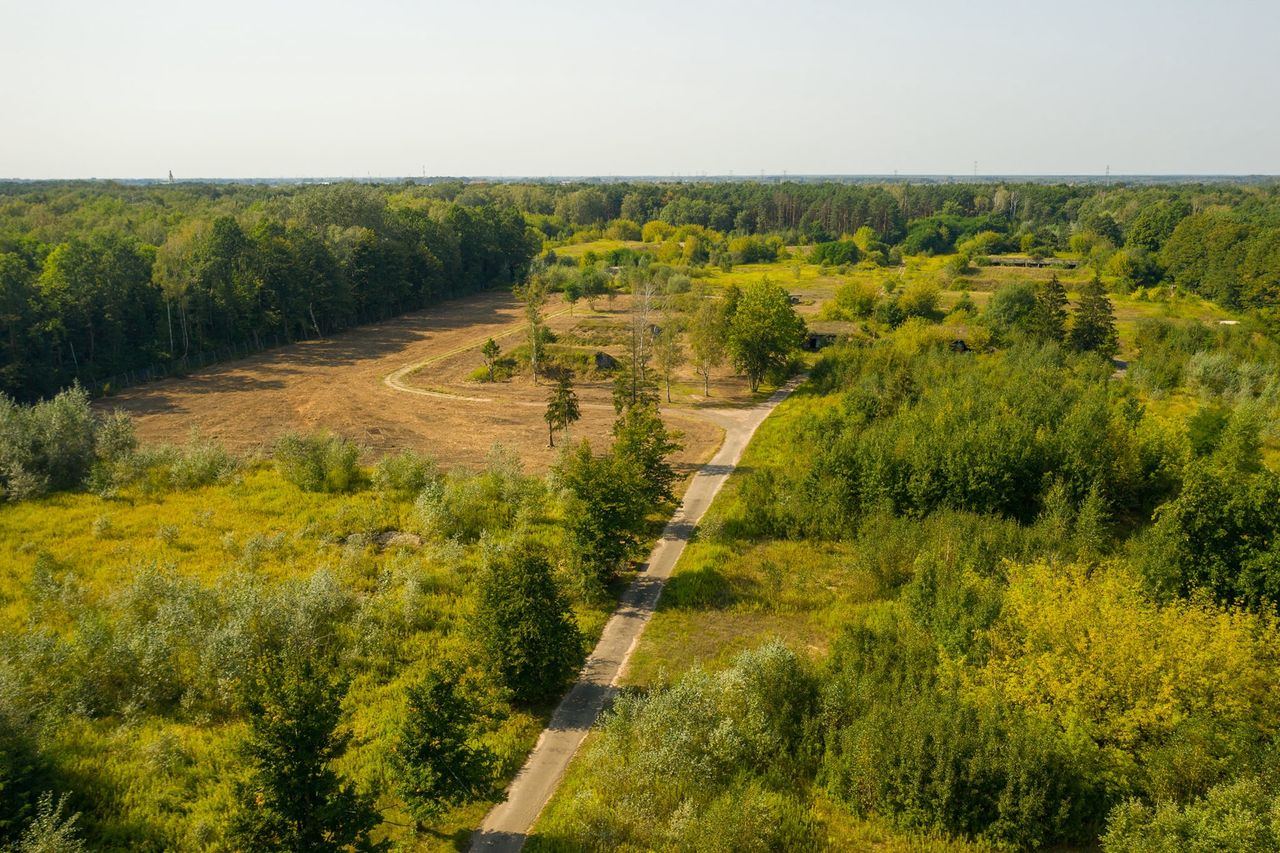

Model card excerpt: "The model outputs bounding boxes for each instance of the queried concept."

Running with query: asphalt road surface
[469,378,802,852]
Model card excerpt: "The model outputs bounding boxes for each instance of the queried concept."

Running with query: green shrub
[539,641,817,849]
[273,432,361,493]
[0,386,98,499]
[473,540,583,705]
[372,450,439,498]
[1102,776,1280,852]
[415,446,543,542]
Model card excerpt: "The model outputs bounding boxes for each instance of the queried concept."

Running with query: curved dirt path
[469,378,803,852]
[382,307,572,403]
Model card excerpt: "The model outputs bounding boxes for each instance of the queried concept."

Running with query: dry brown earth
[98,290,742,473]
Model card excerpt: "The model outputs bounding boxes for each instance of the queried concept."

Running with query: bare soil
[98,290,745,473]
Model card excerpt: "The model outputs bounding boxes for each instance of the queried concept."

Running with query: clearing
[96,288,733,473]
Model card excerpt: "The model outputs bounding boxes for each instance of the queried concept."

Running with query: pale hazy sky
[2,0,1277,179]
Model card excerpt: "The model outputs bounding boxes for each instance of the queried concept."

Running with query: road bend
[469,378,802,852]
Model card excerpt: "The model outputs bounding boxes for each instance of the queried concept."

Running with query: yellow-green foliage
[0,461,614,850]
[963,560,1280,798]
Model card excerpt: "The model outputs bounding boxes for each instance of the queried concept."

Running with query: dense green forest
[0,183,538,400]
[4,178,1280,401]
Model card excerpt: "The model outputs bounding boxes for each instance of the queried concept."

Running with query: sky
[2,0,1278,179]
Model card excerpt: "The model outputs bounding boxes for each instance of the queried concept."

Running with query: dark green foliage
[543,371,580,448]
[1124,200,1189,253]
[611,401,682,506]
[809,239,860,266]
[473,541,583,705]
[2,187,537,402]
[1069,277,1119,359]
[1140,461,1280,611]
[393,664,499,825]
[818,611,1106,848]
[766,345,1171,537]
[0,719,46,844]
[554,441,648,589]
[1029,275,1068,342]
[1160,212,1250,306]
[900,214,1008,255]
[228,655,381,852]
[273,432,362,493]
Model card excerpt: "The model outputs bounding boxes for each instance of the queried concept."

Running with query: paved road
[469,378,802,852]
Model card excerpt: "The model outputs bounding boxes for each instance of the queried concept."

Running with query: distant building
[803,320,857,351]
[985,255,1079,269]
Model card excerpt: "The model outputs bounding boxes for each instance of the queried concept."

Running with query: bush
[824,280,878,320]
[415,446,543,542]
[1102,776,1280,852]
[819,606,1106,848]
[273,432,362,493]
[372,450,439,498]
[541,641,818,849]
[0,386,98,499]
[810,240,861,266]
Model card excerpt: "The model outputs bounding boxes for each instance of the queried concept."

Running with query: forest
[4,177,1280,402]
[2,177,1280,850]
[0,182,538,401]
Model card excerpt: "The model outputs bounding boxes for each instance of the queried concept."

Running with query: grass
[0,463,618,851]
[544,239,646,259]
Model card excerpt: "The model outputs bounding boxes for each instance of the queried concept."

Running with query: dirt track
[98,290,724,472]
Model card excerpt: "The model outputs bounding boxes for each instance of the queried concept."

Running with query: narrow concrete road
[469,378,802,852]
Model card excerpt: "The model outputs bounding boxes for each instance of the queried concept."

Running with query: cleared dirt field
[98,289,728,473]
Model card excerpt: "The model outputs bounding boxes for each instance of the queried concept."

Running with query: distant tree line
[6,179,1280,401]
[0,183,538,401]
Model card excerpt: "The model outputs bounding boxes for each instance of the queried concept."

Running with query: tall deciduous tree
[653,322,685,403]
[727,279,806,392]
[515,277,548,383]
[688,295,728,396]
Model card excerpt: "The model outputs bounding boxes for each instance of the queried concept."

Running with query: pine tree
[229,656,381,852]
[544,371,580,447]
[1030,275,1068,342]
[473,541,583,705]
[393,664,499,826]
[480,338,500,382]
[1068,276,1119,359]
